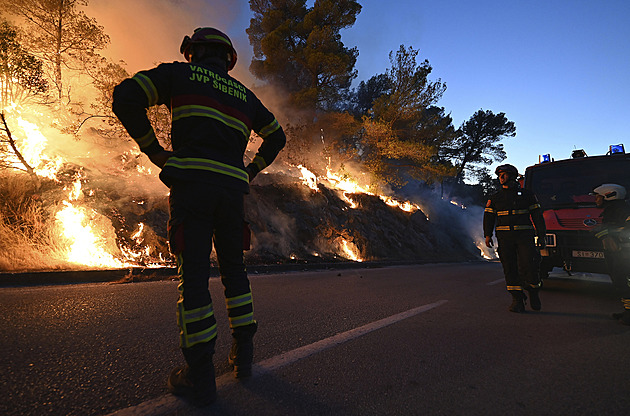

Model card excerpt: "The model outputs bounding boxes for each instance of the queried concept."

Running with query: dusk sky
[92,0,630,177]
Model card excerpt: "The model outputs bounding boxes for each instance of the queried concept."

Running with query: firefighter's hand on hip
[485,236,494,248]
[148,150,174,169]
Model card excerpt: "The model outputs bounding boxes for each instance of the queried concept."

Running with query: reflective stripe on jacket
[483,186,546,238]
[112,61,286,193]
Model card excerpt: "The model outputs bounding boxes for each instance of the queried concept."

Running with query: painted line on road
[486,278,505,286]
[107,299,448,416]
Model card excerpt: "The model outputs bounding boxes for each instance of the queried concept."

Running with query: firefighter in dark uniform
[592,184,630,325]
[484,164,547,313]
[112,27,286,406]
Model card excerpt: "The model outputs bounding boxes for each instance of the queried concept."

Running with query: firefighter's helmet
[592,184,627,201]
[495,164,519,177]
[180,27,237,70]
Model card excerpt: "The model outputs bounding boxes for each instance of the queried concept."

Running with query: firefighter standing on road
[592,184,630,325]
[484,164,547,313]
[112,27,286,406]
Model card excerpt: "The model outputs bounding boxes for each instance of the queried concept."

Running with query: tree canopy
[0,0,110,100]
[0,20,48,108]
[247,0,361,114]
[444,109,516,181]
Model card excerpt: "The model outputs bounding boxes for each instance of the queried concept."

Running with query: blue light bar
[539,154,551,163]
[609,144,625,154]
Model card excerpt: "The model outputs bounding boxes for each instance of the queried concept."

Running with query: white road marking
[107,300,448,416]
[486,278,505,286]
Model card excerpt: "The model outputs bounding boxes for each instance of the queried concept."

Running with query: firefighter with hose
[484,164,547,313]
[592,184,630,325]
[112,27,286,406]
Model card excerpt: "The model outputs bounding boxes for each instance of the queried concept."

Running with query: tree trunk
[1,112,36,177]
[55,0,65,100]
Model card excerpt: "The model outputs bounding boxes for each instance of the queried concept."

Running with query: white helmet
[592,184,627,201]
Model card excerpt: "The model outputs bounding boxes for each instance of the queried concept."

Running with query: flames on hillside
[0,103,491,272]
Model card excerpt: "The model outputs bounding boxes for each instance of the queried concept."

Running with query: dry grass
[0,172,71,272]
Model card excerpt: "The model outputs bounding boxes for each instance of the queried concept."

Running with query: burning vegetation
[0,1,503,273]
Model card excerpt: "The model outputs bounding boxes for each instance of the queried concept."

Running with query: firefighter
[112,27,286,406]
[592,184,630,325]
[484,164,547,313]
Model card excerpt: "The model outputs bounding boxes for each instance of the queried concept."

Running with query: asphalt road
[1,262,629,416]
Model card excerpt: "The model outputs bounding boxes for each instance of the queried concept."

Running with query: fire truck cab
[522,144,630,280]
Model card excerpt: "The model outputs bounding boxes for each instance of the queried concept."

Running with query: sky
[89,0,630,177]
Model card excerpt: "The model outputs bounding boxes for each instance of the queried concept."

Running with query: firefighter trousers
[605,250,630,299]
[168,181,254,366]
[497,233,541,292]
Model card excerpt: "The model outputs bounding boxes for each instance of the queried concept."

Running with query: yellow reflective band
[497,211,510,216]
[165,157,249,183]
[203,34,232,46]
[513,225,534,230]
[135,128,157,150]
[484,208,495,213]
[529,204,541,210]
[258,118,281,138]
[496,226,511,231]
[595,230,608,238]
[172,105,249,138]
[252,155,267,171]
[507,286,522,291]
[513,209,529,215]
[226,292,253,309]
[182,323,218,348]
[229,312,254,328]
[182,303,214,323]
[132,73,158,106]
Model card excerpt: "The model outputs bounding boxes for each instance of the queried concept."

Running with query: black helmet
[180,27,237,70]
[495,164,518,177]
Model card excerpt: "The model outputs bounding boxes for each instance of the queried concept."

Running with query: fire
[4,106,63,179]
[54,178,129,268]
[340,239,362,262]
[2,105,161,270]
[296,164,424,214]
[55,202,127,268]
[297,164,318,191]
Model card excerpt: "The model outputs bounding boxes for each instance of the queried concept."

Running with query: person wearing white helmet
[592,184,630,325]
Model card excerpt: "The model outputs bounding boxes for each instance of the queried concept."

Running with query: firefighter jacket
[112,61,286,193]
[483,185,546,239]
[594,200,630,242]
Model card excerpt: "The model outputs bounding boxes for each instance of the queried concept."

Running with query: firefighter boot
[618,298,630,326]
[168,340,217,406]
[509,291,526,313]
[228,322,258,379]
[527,286,542,311]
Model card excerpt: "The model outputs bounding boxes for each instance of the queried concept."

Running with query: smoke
[88,0,253,80]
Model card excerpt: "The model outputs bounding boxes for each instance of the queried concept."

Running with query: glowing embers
[295,164,423,213]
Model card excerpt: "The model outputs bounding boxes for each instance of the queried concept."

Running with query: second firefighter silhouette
[484,164,547,312]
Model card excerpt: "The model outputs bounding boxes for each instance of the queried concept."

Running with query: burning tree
[0,20,48,176]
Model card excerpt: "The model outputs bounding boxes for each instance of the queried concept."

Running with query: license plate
[572,250,604,259]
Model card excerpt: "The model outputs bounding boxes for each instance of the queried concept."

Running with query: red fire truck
[522,144,630,280]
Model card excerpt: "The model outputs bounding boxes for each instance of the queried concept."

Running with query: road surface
[1,262,628,415]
